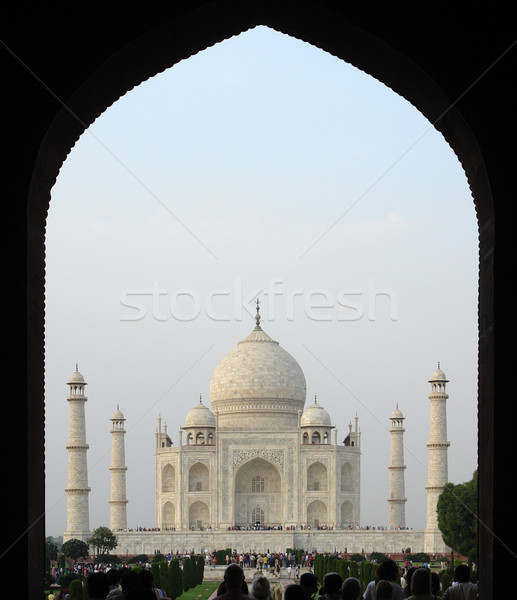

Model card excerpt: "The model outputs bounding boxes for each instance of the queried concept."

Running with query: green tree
[61,538,89,561]
[86,526,118,559]
[46,539,59,561]
[437,470,478,562]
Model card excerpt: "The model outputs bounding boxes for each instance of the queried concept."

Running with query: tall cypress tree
[183,556,192,592]
[160,560,171,597]
[196,554,205,584]
[151,562,161,589]
[169,558,183,600]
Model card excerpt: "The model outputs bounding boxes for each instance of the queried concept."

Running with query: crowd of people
[108,524,416,534]
[46,556,478,600]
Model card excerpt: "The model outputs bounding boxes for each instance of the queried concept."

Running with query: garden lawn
[178,581,220,600]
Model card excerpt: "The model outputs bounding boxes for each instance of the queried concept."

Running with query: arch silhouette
[7,6,511,596]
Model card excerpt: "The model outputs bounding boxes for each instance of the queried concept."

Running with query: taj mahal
[63,301,450,556]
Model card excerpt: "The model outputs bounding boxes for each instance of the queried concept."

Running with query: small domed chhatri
[301,395,332,427]
[111,406,125,420]
[185,396,216,428]
[390,406,404,420]
[429,362,448,382]
[68,364,86,385]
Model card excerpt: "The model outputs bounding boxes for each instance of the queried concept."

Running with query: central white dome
[209,323,306,427]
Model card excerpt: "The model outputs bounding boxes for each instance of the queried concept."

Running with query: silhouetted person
[319,573,343,600]
[139,569,169,599]
[341,577,361,600]
[402,568,416,598]
[362,559,404,600]
[87,572,111,600]
[217,564,255,600]
[285,585,307,600]
[250,574,272,600]
[121,570,140,597]
[107,567,130,599]
[375,581,394,600]
[300,572,319,600]
[406,568,433,600]
[442,565,477,600]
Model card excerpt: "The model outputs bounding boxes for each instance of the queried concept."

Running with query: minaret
[388,405,406,529]
[64,366,91,542]
[109,406,128,531]
[425,363,450,532]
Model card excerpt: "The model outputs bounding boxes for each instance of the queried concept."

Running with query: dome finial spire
[255,298,261,328]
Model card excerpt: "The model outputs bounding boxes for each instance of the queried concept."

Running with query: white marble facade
[155,311,361,533]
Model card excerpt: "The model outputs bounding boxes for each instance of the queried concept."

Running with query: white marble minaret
[109,406,128,530]
[64,366,91,542]
[388,405,406,529]
[425,363,450,532]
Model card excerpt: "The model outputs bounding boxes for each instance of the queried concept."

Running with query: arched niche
[234,457,282,526]
[307,461,328,491]
[189,500,209,529]
[188,462,209,492]
[162,464,175,493]
[307,499,328,528]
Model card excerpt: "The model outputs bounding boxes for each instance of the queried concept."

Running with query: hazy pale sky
[44,26,478,538]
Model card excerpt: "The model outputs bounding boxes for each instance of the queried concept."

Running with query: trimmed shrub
[369,552,388,563]
[151,561,161,588]
[349,553,366,563]
[406,553,431,564]
[196,554,205,584]
[57,573,83,589]
[68,579,83,600]
[128,553,149,564]
[160,560,171,597]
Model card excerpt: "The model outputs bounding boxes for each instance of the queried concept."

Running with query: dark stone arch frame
[7,4,511,597]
